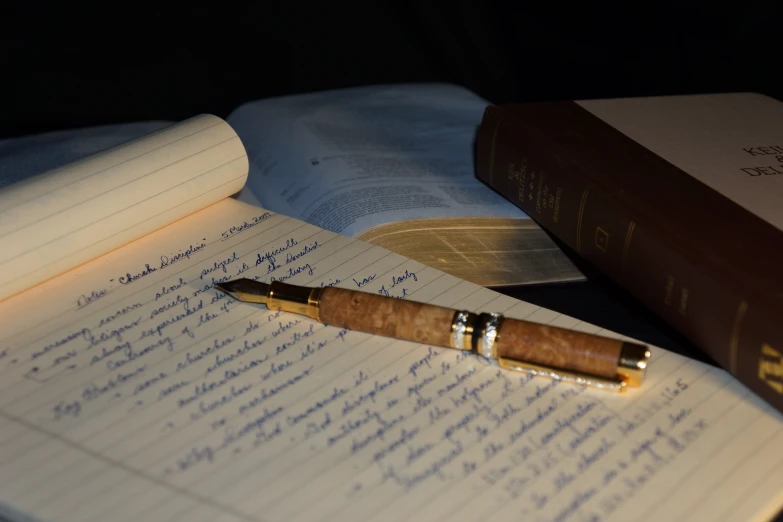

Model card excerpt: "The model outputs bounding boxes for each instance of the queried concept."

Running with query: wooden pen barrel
[317,287,624,380]
[318,287,456,347]
[495,320,620,378]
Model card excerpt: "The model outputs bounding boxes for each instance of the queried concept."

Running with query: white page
[0,114,248,301]
[226,83,529,237]
[0,197,781,522]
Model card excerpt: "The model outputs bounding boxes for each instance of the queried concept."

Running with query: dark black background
[1,2,782,518]
[2,2,782,139]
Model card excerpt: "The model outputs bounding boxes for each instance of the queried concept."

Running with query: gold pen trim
[477,312,503,360]
[449,310,476,351]
[617,342,650,387]
[265,281,323,320]
[497,357,627,392]
[494,340,649,391]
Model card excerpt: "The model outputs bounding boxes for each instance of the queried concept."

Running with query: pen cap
[493,318,647,383]
[617,342,651,386]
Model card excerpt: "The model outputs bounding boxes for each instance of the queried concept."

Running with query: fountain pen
[215,278,650,392]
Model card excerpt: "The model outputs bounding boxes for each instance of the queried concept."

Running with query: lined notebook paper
[0,114,247,301]
[1,195,782,522]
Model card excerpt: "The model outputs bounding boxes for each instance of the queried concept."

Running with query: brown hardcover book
[476,92,783,413]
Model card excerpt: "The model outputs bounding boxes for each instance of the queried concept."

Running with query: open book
[0,83,583,288]
[1,114,781,522]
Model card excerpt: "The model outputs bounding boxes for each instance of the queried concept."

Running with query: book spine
[476,106,783,413]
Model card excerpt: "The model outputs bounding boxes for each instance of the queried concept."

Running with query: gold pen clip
[496,357,627,392]
[493,341,651,393]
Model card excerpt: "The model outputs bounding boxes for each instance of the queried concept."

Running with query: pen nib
[214,278,270,305]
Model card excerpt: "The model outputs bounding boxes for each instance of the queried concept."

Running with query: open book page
[352,217,584,287]
[1,197,780,522]
[226,83,529,237]
[0,115,248,300]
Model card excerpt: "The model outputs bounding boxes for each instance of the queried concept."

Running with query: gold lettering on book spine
[678,288,689,316]
[758,343,783,394]
[622,220,636,267]
[730,300,748,375]
[595,226,609,252]
[576,188,589,253]
[664,276,675,306]
[488,118,501,185]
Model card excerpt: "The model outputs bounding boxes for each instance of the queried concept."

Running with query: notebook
[0,115,781,522]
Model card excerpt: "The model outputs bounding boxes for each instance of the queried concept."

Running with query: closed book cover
[476,92,783,413]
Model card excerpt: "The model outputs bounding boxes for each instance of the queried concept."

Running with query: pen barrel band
[450,310,503,360]
[266,281,323,320]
